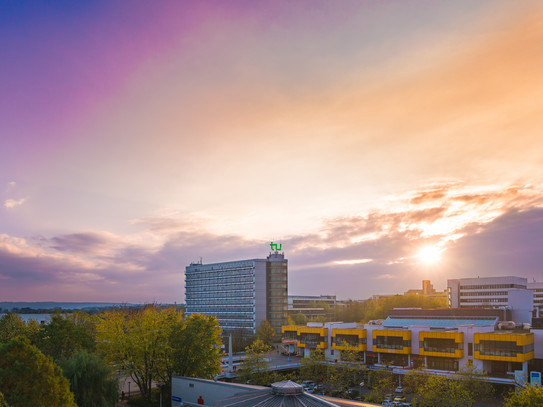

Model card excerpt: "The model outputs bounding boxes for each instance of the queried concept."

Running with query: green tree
[0,338,76,407]
[300,349,328,384]
[164,313,222,381]
[403,368,428,394]
[95,305,182,401]
[367,368,395,403]
[409,366,493,407]
[256,319,276,346]
[288,313,307,325]
[38,313,96,362]
[0,392,9,407]
[0,313,40,345]
[505,385,543,407]
[239,339,271,384]
[414,374,471,407]
[61,350,118,407]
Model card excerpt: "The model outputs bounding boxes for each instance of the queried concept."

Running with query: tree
[38,313,96,362]
[164,313,222,382]
[256,319,276,346]
[0,313,40,345]
[414,374,471,407]
[0,392,9,407]
[239,339,271,384]
[288,313,307,325]
[403,368,428,395]
[505,385,543,407]
[61,350,118,407]
[366,368,395,403]
[95,305,181,401]
[408,366,493,407]
[0,338,76,407]
[300,349,328,385]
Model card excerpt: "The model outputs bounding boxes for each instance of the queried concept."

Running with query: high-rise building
[447,276,533,323]
[185,249,288,336]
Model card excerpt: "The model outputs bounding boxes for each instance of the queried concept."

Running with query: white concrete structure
[447,276,533,323]
[528,281,543,317]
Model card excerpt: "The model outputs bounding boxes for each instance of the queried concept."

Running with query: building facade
[528,281,543,317]
[282,308,539,385]
[288,295,337,320]
[447,276,533,323]
[185,251,287,335]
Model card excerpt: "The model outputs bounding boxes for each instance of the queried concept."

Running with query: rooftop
[214,381,339,407]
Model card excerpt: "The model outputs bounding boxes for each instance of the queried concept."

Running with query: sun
[417,245,442,264]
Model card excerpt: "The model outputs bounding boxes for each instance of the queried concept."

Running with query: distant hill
[0,302,140,312]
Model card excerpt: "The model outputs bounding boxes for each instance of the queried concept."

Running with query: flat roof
[382,316,497,329]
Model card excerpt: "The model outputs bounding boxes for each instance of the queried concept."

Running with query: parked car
[395,386,404,393]
[394,395,407,402]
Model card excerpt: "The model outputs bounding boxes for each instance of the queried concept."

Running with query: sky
[1,0,543,303]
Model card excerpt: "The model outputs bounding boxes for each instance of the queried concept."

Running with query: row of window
[460,298,507,303]
[187,308,255,314]
[423,338,463,352]
[186,276,254,285]
[186,289,254,298]
[476,341,534,357]
[459,284,526,290]
[186,301,254,308]
[374,336,410,349]
[333,335,367,347]
[460,291,508,297]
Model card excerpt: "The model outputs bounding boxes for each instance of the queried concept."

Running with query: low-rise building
[282,308,541,386]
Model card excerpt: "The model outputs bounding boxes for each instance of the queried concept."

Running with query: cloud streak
[4,198,26,209]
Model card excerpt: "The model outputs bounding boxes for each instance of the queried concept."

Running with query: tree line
[0,305,222,407]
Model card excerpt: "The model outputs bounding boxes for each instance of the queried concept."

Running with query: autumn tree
[95,305,181,401]
[505,385,543,407]
[0,338,76,407]
[256,319,276,346]
[61,350,118,407]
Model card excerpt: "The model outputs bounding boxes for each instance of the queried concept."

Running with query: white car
[395,386,403,393]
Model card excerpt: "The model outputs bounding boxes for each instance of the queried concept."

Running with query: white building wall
[508,289,533,323]
[532,329,543,359]
[528,281,543,317]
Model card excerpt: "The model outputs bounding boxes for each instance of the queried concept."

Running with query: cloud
[4,198,26,209]
[0,182,542,302]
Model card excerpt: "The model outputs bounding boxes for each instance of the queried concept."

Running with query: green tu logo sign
[270,242,282,251]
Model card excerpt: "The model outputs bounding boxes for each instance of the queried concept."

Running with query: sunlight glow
[416,245,442,264]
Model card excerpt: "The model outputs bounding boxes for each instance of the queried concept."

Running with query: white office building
[185,250,287,335]
[447,276,533,323]
[529,281,543,317]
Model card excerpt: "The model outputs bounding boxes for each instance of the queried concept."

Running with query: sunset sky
[1,0,543,302]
